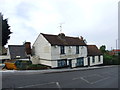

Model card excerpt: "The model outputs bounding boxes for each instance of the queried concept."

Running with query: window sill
[60,53,65,55]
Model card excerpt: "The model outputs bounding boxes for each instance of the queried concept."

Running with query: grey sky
[0,0,119,50]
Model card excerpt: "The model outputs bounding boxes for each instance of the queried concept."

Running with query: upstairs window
[60,46,65,54]
[76,46,79,54]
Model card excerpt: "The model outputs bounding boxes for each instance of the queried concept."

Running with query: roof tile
[8,45,27,59]
[87,45,102,56]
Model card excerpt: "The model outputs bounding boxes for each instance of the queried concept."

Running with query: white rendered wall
[39,59,52,67]
[72,59,77,67]
[89,55,103,66]
[51,46,87,67]
[84,57,88,66]
[51,46,87,60]
[32,34,51,65]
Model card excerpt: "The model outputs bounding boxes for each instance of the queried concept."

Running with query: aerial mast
[59,22,65,33]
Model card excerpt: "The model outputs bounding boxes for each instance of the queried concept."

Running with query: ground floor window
[92,56,95,63]
[58,59,67,67]
[76,57,84,67]
[98,55,101,62]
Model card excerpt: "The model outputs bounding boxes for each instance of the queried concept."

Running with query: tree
[2,18,12,46]
[100,45,106,54]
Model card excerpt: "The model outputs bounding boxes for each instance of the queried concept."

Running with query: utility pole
[116,39,117,50]
[111,47,112,51]
[0,13,2,55]
[116,39,118,55]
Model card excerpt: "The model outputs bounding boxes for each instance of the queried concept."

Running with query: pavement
[0,65,116,74]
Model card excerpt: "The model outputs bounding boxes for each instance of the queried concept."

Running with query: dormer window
[76,46,79,54]
[60,46,65,54]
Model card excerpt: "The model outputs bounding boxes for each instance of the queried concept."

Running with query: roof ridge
[42,33,81,39]
[8,45,24,47]
[40,33,86,46]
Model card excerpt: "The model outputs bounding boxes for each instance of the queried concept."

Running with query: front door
[88,57,90,66]
[76,57,84,67]
[69,59,72,68]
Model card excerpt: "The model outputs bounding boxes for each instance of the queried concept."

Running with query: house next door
[76,57,84,67]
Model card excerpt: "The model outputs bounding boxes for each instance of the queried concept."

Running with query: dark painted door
[69,59,72,68]
[88,57,90,66]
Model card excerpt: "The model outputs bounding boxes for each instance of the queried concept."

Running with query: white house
[32,33,103,68]
[87,45,103,66]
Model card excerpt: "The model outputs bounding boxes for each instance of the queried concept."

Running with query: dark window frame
[92,56,95,63]
[60,46,65,54]
[58,59,67,67]
[98,55,101,62]
[76,46,79,54]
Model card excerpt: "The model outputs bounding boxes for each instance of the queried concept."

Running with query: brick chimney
[58,33,66,40]
[24,42,31,55]
[79,36,83,40]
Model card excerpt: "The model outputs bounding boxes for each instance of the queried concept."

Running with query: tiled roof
[8,45,27,59]
[87,45,102,56]
[41,33,86,46]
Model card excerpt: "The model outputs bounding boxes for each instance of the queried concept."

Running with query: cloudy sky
[0,0,119,50]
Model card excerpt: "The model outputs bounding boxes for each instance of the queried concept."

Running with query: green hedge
[103,54,120,65]
[15,60,32,70]
[26,64,49,70]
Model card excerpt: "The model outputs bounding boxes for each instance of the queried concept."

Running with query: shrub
[26,64,49,70]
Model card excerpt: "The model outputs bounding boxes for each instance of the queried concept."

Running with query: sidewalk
[0,65,115,74]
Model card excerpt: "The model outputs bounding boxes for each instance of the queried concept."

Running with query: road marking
[18,82,56,88]
[95,74,104,78]
[56,82,62,90]
[72,74,111,85]
[72,77,81,80]
[72,74,102,80]
[72,76,90,84]
[90,77,111,84]
[80,77,90,83]
[83,74,101,78]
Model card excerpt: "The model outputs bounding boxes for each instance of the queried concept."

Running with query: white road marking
[72,77,81,80]
[18,82,56,88]
[83,74,101,78]
[56,82,62,90]
[72,76,90,84]
[80,77,90,83]
[72,74,111,85]
[72,74,102,80]
[90,77,111,84]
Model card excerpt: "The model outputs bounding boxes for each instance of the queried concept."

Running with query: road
[2,65,119,89]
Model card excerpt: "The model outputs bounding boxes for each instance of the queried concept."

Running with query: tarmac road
[2,65,119,89]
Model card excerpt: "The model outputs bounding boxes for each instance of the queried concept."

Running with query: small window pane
[92,56,95,63]
[60,46,65,54]
[76,46,79,54]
